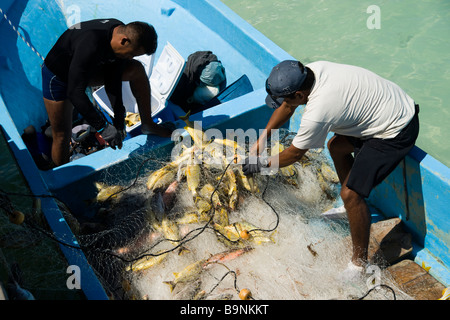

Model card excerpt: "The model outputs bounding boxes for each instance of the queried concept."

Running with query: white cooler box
[93,42,185,135]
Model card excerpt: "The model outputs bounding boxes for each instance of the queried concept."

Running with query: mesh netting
[1,125,412,300]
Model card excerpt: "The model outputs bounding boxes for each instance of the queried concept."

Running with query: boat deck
[387,259,446,300]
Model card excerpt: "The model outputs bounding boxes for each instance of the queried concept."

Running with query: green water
[222,0,450,168]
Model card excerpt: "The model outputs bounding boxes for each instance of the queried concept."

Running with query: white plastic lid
[150,42,185,102]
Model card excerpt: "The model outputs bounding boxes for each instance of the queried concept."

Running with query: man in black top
[42,19,172,167]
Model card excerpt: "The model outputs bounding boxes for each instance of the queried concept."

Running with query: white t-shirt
[292,61,416,150]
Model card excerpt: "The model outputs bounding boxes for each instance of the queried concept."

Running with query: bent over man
[42,18,172,167]
[243,60,419,279]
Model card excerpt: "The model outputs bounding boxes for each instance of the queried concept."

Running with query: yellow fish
[202,142,222,169]
[186,163,201,197]
[161,216,181,247]
[152,170,177,192]
[234,221,276,245]
[271,141,297,184]
[320,162,339,184]
[176,211,200,225]
[146,153,191,190]
[214,222,243,247]
[125,251,168,272]
[145,208,162,232]
[234,166,259,193]
[228,187,238,211]
[222,161,238,210]
[192,290,207,300]
[161,215,190,255]
[199,184,222,207]
[125,112,140,127]
[316,162,340,198]
[211,138,244,154]
[163,259,206,292]
[93,182,123,202]
[146,164,175,190]
[195,197,212,222]
[215,221,275,246]
[213,207,229,226]
[179,111,209,147]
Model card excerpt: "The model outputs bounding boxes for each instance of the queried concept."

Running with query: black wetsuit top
[44,19,125,131]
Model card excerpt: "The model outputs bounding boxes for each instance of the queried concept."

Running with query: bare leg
[43,97,73,166]
[328,135,371,266]
[327,135,354,185]
[341,182,371,265]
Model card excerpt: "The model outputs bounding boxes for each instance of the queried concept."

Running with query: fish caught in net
[0,112,412,300]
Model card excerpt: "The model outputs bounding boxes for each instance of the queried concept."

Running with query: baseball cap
[265,60,307,109]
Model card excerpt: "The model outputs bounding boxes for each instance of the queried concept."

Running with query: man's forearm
[251,102,296,155]
[268,144,307,168]
[266,101,296,130]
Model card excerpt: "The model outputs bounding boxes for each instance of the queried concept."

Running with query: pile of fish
[89,112,340,300]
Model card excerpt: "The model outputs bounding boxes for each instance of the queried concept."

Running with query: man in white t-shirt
[242,60,419,279]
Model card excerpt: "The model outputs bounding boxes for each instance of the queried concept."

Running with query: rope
[0,7,45,61]
[356,284,397,300]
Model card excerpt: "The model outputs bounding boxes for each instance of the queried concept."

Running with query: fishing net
[0,132,83,299]
[1,125,412,300]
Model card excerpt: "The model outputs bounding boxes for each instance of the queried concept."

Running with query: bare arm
[268,144,308,169]
[250,101,298,155]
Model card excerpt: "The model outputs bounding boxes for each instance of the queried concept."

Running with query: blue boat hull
[1,0,448,299]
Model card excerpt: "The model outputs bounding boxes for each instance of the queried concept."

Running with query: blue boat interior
[0,0,448,299]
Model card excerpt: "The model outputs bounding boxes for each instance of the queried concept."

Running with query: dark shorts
[42,63,68,101]
[342,104,420,198]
